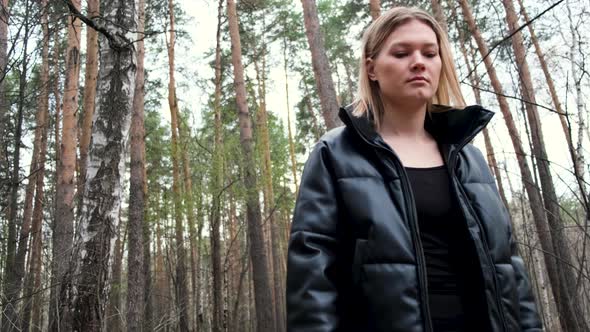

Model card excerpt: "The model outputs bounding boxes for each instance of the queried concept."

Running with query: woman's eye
[393,52,407,58]
[424,52,438,58]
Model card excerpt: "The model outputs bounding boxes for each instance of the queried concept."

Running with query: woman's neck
[378,99,428,140]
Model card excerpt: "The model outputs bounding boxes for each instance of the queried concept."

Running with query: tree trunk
[369,0,380,20]
[255,44,286,332]
[70,0,137,329]
[501,0,588,329]
[458,1,576,331]
[20,2,50,330]
[211,0,224,330]
[282,38,298,199]
[78,0,100,203]
[1,0,31,329]
[52,27,62,166]
[165,0,190,329]
[49,1,81,329]
[301,0,341,130]
[154,188,169,328]
[107,226,124,332]
[227,1,275,331]
[429,0,448,36]
[0,0,9,211]
[127,0,146,329]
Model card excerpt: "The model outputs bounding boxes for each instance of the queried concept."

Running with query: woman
[286,6,542,332]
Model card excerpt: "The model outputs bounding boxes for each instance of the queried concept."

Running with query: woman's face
[367,19,442,106]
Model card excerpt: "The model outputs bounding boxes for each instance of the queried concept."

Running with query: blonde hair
[353,7,465,129]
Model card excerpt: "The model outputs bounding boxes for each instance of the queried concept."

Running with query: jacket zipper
[372,143,434,332]
[448,140,509,332]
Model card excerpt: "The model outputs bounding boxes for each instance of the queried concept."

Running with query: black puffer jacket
[286,105,542,332]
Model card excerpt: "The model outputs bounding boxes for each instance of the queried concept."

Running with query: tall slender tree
[21,1,51,330]
[68,0,137,328]
[127,0,147,329]
[227,0,275,330]
[78,0,99,201]
[165,0,191,329]
[0,0,9,202]
[210,0,224,330]
[49,0,81,328]
[301,0,340,130]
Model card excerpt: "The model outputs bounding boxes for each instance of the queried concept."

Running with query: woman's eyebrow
[388,42,438,48]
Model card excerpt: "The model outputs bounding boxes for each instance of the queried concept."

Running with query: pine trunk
[429,0,448,36]
[255,47,286,332]
[211,0,224,330]
[49,0,81,329]
[165,0,190,329]
[127,0,146,329]
[227,0,275,331]
[20,3,50,329]
[282,39,298,199]
[70,0,137,328]
[78,0,100,202]
[301,0,340,130]
[369,0,380,20]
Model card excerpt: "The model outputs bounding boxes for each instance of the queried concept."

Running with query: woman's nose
[410,54,426,71]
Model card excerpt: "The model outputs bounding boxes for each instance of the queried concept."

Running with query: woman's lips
[407,76,428,82]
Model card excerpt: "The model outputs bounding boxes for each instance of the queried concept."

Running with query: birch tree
[67,0,137,328]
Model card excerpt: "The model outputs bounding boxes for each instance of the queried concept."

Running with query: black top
[405,165,467,331]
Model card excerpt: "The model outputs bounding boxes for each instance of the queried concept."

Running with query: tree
[301,0,340,130]
[20,1,50,330]
[78,0,99,202]
[127,0,147,328]
[165,0,191,329]
[49,0,81,328]
[227,0,275,330]
[369,0,380,20]
[68,0,137,328]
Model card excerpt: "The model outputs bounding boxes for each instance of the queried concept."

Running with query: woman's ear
[366,58,377,81]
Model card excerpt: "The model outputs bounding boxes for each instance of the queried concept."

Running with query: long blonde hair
[353,7,465,129]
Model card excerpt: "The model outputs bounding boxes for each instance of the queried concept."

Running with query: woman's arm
[286,141,341,332]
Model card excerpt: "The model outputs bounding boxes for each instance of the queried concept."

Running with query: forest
[0,0,588,331]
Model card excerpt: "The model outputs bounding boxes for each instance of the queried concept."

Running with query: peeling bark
[69,0,137,329]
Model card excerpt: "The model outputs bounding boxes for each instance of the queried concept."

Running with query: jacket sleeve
[470,145,543,331]
[286,141,341,332]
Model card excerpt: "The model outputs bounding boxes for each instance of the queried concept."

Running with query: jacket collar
[339,104,494,148]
